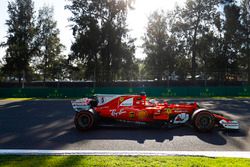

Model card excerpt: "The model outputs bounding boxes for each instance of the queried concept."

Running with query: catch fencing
[0,86,249,98]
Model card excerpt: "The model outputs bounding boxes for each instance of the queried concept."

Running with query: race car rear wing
[71,98,92,112]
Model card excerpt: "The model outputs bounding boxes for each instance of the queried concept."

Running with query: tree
[143,11,176,81]
[239,0,250,83]
[35,6,65,81]
[207,1,242,82]
[0,60,4,82]
[223,3,241,78]
[66,0,135,82]
[67,0,102,81]
[118,39,139,81]
[175,0,220,81]
[140,0,248,84]
[170,6,191,81]
[1,0,36,83]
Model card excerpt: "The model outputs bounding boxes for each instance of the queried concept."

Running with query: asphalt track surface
[0,99,249,151]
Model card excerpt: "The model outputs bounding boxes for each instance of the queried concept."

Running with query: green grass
[0,155,249,167]
[0,98,34,101]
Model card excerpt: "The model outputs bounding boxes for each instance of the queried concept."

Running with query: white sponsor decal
[120,98,133,106]
[173,113,189,124]
[72,98,91,106]
[71,98,91,111]
[97,95,120,106]
[219,120,239,129]
[110,109,126,117]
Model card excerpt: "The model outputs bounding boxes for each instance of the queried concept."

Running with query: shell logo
[165,108,172,114]
[129,112,135,118]
[138,110,148,120]
[120,97,125,102]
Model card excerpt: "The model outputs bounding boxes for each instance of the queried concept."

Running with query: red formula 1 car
[71,93,239,132]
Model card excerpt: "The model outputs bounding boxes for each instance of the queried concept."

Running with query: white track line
[0,150,249,158]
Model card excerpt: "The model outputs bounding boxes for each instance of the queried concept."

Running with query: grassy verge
[0,155,249,167]
[0,98,34,101]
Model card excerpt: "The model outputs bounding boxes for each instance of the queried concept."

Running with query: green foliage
[0,0,249,83]
[0,63,3,82]
[239,0,250,83]
[1,1,66,83]
[143,0,249,83]
[143,11,177,81]
[174,0,220,81]
[35,6,65,81]
[66,0,138,82]
[2,0,36,83]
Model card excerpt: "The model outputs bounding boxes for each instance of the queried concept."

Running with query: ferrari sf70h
[71,93,239,132]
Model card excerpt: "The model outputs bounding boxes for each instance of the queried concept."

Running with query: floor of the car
[97,118,176,129]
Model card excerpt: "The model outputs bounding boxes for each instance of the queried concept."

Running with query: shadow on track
[50,125,247,146]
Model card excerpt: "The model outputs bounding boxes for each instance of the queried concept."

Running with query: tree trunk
[191,14,201,82]
[22,70,25,88]
[191,46,196,81]
[248,50,250,85]
[43,71,46,83]
[18,76,21,85]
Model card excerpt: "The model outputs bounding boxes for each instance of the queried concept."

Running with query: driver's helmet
[149,99,156,104]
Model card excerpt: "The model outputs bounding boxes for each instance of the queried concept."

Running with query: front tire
[193,111,215,132]
[74,111,95,131]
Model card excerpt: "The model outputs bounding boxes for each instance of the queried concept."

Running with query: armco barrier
[0,86,249,98]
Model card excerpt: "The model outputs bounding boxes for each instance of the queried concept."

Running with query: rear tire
[193,111,215,132]
[74,111,95,131]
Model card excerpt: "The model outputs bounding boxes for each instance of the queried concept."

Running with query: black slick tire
[74,111,95,131]
[193,111,215,132]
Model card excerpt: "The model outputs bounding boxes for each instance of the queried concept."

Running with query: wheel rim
[195,112,214,130]
[78,114,91,128]
[199,115,211,128]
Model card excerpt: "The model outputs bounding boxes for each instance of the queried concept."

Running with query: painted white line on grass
[0,150,249,158]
